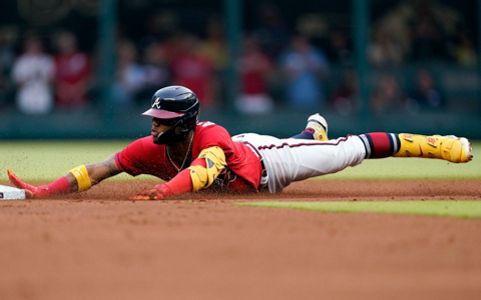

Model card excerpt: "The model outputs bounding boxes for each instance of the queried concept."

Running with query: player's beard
[153,125,188,144]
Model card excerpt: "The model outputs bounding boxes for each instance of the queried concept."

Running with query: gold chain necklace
[166,133,194,173]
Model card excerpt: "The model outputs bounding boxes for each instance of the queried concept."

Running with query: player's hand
[129,184,172,201]
[8,169,42,198]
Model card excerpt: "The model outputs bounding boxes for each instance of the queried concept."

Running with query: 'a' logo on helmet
[152,98,161,109]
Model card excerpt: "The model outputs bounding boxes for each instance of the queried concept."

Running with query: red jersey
[114,121,262,192]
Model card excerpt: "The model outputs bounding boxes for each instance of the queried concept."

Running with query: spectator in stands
[137,41,171,105]
[171,34,215,107]
[236,35,274,114]
[199,18,228,106]
[330,68,358,116]
[280,34,329,110]
[327,28,352,66]
[410,17,446,61]
[113,40,146,108]
[200,18,228,74]
[53,31,91,108]
[370,73,405,115]
[368,28,404,67]
[12,35,54,114]
[406,69,444,111]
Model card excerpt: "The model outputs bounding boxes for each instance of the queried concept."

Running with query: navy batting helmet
[143,85,200,144]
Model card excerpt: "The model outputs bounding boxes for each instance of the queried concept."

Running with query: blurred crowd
[0,0,477,116]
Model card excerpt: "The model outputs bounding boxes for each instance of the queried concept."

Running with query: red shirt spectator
[240,37,272,95]
[171,35,215,106]
[54,31,90,107]
[236,36,274,114]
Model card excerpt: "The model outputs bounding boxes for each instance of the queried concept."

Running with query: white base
[0,185,26,200]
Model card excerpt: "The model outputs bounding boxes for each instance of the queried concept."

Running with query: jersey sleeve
[114,138,147,176]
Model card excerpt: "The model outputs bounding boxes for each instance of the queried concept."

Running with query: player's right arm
[7,155,122,198]
[8,136,153,199]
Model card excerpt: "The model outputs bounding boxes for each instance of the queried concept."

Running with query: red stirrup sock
[358,132,400,158]
[36,176,72,197]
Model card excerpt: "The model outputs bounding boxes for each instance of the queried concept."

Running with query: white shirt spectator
[12,52,54,114]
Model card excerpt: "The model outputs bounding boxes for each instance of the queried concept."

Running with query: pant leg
[259,135,366,192]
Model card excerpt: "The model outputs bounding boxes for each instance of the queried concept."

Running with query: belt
[243,142,268,189]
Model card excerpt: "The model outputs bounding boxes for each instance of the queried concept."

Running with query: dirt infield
[0,179,480,300]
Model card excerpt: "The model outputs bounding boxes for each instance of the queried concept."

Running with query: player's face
[151,118,173,137]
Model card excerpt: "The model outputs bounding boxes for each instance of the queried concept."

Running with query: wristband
[69,165,92,192]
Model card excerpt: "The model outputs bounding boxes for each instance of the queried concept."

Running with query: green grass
[0,141,480,181]
[239,201,481,219]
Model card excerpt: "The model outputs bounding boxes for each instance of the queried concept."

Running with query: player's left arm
[130,146,226,200]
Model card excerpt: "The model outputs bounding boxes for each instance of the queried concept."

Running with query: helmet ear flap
[174,126,183,135]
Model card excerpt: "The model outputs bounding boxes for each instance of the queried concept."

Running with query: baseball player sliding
[7,85,473,200]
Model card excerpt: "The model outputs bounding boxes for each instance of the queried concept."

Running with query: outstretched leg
[288,115,472,185]
[293,114,473,163]
[239,129,472,193]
